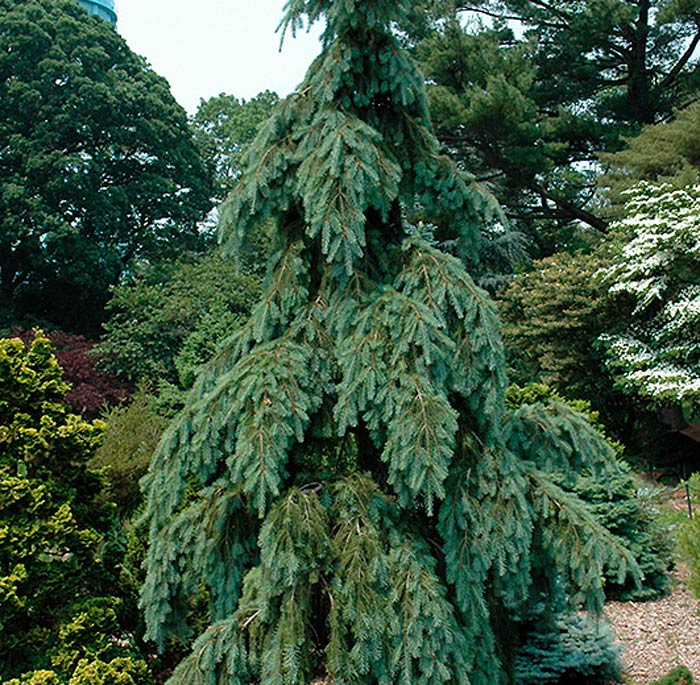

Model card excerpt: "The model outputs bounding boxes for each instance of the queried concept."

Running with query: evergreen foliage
[575,469,671,601]
[599,102,700,216]
[0,332,150,683]
[416,0,700,246]
[513,612,622,684]
[506,383,671,601]
[140,2,638,682]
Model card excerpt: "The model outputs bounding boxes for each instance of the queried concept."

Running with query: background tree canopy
[96,249,261,390]
[417,0,700,253]
[0,0,213,334]
[599,101,700,215]
[191,91,280,204]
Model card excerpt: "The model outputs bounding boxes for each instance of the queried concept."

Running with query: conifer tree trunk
[140,2,638,683]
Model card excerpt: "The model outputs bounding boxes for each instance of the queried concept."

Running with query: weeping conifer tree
[140,1,638,683]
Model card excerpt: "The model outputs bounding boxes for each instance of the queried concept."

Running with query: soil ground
[605,566,700,683]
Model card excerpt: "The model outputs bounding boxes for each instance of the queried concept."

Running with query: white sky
[115,0,324,113]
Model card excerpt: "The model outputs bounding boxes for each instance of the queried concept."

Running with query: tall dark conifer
[140,1,637,682]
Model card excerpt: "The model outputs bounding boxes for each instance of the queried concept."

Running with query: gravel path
[605,567,700,683]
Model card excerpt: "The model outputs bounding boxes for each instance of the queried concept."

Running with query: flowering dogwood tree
[600,182,700,408]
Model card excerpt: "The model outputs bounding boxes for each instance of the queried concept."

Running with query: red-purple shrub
[12,328,130,417]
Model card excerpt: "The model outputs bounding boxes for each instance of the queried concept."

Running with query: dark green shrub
[89,390,168,513]
[650,665,694,685]
[576,468,671,600]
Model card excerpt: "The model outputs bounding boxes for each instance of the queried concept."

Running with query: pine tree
[140,2,639,683]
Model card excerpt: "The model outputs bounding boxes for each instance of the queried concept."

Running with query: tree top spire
[280,0,415,45]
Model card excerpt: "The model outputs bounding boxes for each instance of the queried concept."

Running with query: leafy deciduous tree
[11,329,128,418]
[89,389,168,513]
[96,250,261,388]
[0,0,213,334]
[191,91,280,203]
